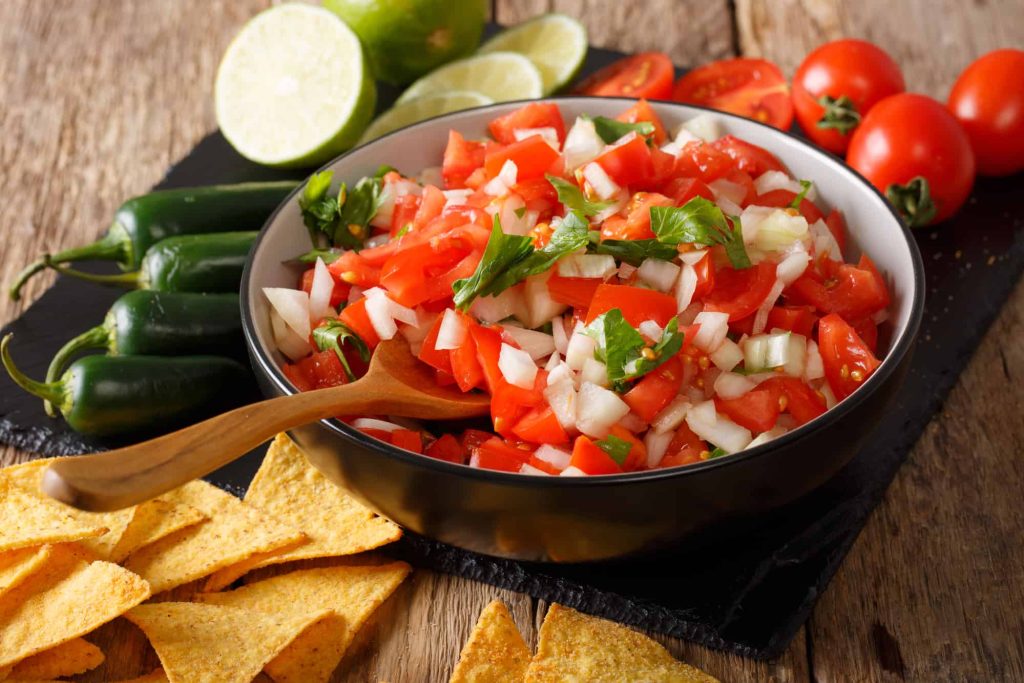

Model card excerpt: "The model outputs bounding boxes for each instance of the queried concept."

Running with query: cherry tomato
[672,58,793,130]
[847,94,975,226]
[574,52,675,100]
[947,49,1024,176]
[791,39,905,154]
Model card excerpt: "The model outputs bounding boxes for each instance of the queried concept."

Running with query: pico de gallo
[263,100,890,477]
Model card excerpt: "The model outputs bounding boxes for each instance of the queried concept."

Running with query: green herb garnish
[312,319,370,382]
[588,115,656,144]
[788,180,812,209]
[650,197,751,269]
[708,447,728,459]
[595,434,633,465]
[298,170,386,251]
[585,310,683,391]
[588,234,679,266]
[295,248,343,265]
[547,175,614,217]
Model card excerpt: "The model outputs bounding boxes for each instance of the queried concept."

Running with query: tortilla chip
[6,637,103,679]
[1,460,135,559]
[198,562,411,683]
[109,498,207,563]
[524,604,718,683]
[0,484,107,553]
[126,602,330,683]
[203,434,401,591]
[449,600,530,683]
[109,669,169,683]
[123,480,305,594]
[0,544,150,669]
[0,545,54,599]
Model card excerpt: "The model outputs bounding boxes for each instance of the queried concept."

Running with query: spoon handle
[42,382,366,512]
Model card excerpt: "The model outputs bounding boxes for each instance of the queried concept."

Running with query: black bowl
[241,98,925,562]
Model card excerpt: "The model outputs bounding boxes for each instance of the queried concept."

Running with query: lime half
[215,3,376,168]
[479,14,588,94]
[359,91,494,145]
[396,52,543,105]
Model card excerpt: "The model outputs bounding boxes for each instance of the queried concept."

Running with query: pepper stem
[43,325,109,417]
[8,232,128,301]
[44,258,140,288]
[1,334,66,410]
[886,176,937,228]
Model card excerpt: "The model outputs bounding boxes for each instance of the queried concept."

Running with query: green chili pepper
[43,291,244,416]
[43,231,257,293]
[2,334,250,437]
[9,181,296,300]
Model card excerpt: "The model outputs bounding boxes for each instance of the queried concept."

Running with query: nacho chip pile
[450,601,719,683]
[0,433,406,682]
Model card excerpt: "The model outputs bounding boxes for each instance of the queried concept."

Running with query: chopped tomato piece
[547,272,603,309]
[658,422,707,468]
[593,132,654,188]
[573,52,675,100]
[623,356,683,422]
[715,387,780,433]
[617,99,668,143]
[488,102,566,145]
[818,313,882,400]
[691,252,715,300]
[443,130,486,189]
[850,316,879,353]
[461,428,493,452]
[661,177,714,206]
[391,429,423,454]
[614,192,674,240]
[607,425,648,471]
[468,324,504,394]
[512,405,570,445]
[338,298,380,348]
[786,260,888,320]
[586,284,678,327]
[484,135,561,181]
[450,319,485,392]
[300,267,347,309]
[570,435,623,475]
[424,433,464,464]
[673,141,735,182]
[755,188,825,224]
[703,262,778,321]
[329,251,380,288]
[418,314,453,375]
[282,360,313,392]
[711,135,787,176]
[824,209,848,252]
[412,185,445,230]
[474,437,532,472]
[766,305,818,338]
[759,376,827,425]
[723,169,757,206]
[389,194,421,237]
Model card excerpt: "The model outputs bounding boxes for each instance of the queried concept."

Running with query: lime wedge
[359,91,494,144]
[215,3,376,168]
[396,52,543,105]
[479,14,588,94]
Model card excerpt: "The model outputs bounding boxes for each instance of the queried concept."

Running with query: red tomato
[418,313,453,375]
[758,376,827,426]
[412,185,445,230]
[460,428,493,453]
[424,433,464,464]
[785,257,889,320]
[616,99,668,144]
[338,298,380,348]
[948,49,1024,176]
[593,132,655,188]
[546,273,603,309]
[711,136,786,177]
[755,189,825,225]
[847,93,975,226]
[442,131,486,189]
[282,360,313,392]
[380,225,486,307]
[850,316,879,354]
[468,324,504,394]
[574,52,675,100]
[484,135,561,181]
[824,209,847,253]
[391,429,423,454]
[673,141,734,182]
[648,146,678,188]
[329,250,380,288]
[300,267,347,309]
[474,437,532,473]
[569,436,623,475]
[390,194,421,237]
[607,425,647,471]
[488,102,567,145]
[672,58,793,130]
[703,262,777,321]
[715,386,780,433]
[623,356,683,422]
[512,405,569,445]
[691,252,715,301]
[658,422,707,468]
[766,305,818,338]
[818,313,882,400]
[791,39,905,154]
[586,284,678,327]
[723,169,757,207]
[602,192,673,241]
[661,177,713,206]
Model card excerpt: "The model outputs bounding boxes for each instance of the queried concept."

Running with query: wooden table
[2,1,1022,680]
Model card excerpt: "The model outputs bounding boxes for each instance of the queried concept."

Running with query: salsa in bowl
[242,97,923,561]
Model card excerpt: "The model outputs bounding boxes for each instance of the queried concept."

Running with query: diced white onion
[364,293,398,340]
[709,178,747,206]
[565,332,597,371]
[739,205,774,244]
[820,382,838,408]
[743,332,791,370]
[417,166,443,186]
[563,117,605,170]
[263,287,311,341]
[544,377,578,429]
[348,285,364,304]
[552,315,569,355]
[783,333,807,377]
[503,326,556,360]
[651,396,691,434]
[747,426,788,449]
[518,463,550,476]
[617,261,637,279]
[559,466,586,477]
[484,159,518,196]
[692,311,729,352]
[308,257,335,322]
[558,254,617,279]
[709,338,744,372]
[754,210,809,253]
[685,400,752,453]
[576,382,631,438]
[638,258,681,293]
[680,113,723,142]
[674,263,698,312]
[715,196,743,217]
[678,250,708,266]
[399,309,434,356]
[752,279,786,335]
[270,308,311,362]
[777,249,811,285]
[545,352,561,371]
[582,162,620,200]
[714,372,756,399]
[592,190,628,223]
[580,357,609,387]
[470,286,525,324]
[617,412,646,432]
[513,127,560,148]
[351,418,403,432]
[442,188,472,208]
[547,362,574,388]
[804,340,825,381]
[370,186,394,228]
[638,319,663,341]
[523,271,567,328]
[499,194,534,236]
[809,219,843,261]
[534,444,571,470]
[435,308,467,351]
[644,429,674,468]
[754,171,804,197]
[498,343,538,389]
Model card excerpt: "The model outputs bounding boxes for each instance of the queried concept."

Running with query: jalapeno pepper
[2,334,250,437]
[9,181,296,300]
[43,231,257,293]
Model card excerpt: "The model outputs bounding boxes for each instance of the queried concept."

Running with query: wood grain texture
[1,0,1022,681]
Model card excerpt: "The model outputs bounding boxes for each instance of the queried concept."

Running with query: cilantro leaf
[708,447,728,459]
[374,164,398,178]
[588,115,656,144]
[336,176,384,248]
[788,180,813,209]
[487,212,589,293]
[595,434,632,466]
[312,319,370,382]
[584,310,684,391]
[297,171,386,251]
[650,197,751,269]
[452,217,534,310]
[589,236,678,266]
[546,174,614,217]
[295,248,343,265]
[298,171,341,245]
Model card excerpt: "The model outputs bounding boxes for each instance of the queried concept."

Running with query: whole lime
[324,0,487,86]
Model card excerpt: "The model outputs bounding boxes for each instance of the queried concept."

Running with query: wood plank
[495,0,736,65]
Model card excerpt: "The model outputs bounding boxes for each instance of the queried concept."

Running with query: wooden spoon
[42,339,490,512]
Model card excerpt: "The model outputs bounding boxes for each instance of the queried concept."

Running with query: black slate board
[2,39,1022,659]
